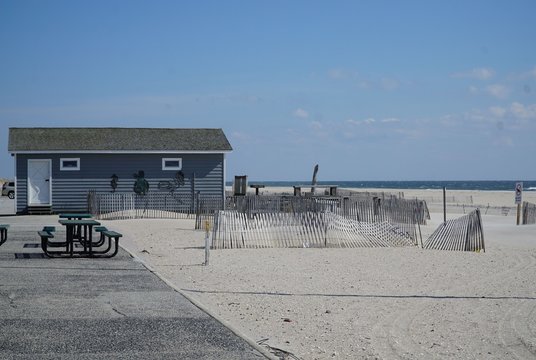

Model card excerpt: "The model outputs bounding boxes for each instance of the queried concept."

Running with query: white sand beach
[107,188,536,359]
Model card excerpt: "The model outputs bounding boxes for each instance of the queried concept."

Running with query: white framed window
[60,158,80,171]
[162,157,182,170]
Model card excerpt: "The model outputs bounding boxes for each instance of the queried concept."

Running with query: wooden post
[204,220,210,265]
[311,164,319,194]
[415,208,423,248]
[443,187,447,224]
[515,182,523,225]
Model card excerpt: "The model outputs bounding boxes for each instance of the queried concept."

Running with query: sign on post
[515,182,523,205]
[515,182,523,225]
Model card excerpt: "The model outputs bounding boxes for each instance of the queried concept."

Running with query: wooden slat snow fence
[423,209,485,252]
[212,200,483,252]
[226,195,429,226]
[522,201,536,225]
[339,197,429,241]
[87,191,223,229]
[211,211,417,249]
[217,195,430,249]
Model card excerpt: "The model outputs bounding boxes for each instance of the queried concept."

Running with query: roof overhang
[10,150,232,155]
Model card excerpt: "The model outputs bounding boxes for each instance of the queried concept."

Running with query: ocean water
[226,180,536,191]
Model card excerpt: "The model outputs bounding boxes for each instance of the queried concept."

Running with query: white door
[28,159,51,205]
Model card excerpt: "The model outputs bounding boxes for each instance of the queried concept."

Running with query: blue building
[8,128,232,214]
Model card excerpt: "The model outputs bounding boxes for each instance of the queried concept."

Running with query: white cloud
[328,68,357,80]
[394,128,422,139]
[357,80,370,89]
[328,69,344,79]
[347,117,399,125]
[381,117,400,123]
[486,84,510,99]
[484,102,536,129]
[293,108,309,119]
[468,111,486,122]
[494,136,513,147]
[310,121,323,130]
[231,131,254,141]
[489,106,507,118]
[468,85,479,94]
[440,114,459,127]
[451,67,495,80]
[380,77,399,91]
[347,118,377,125]
[510,102,536,119]
[509,66,536,81]
[472,67,495,80]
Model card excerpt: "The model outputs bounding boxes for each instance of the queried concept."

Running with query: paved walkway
[0,216,267,359]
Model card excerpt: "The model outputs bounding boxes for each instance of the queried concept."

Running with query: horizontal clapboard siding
[15,153,224,213]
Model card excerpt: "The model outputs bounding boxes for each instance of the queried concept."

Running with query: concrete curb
[118,243,278,360]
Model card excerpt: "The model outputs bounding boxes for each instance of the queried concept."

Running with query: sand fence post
[443,186,447,224]
[204,220,210,265]
[415,207,423,248]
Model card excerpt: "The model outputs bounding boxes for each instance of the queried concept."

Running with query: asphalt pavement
[0,196,15,216]
[0,216,268,359]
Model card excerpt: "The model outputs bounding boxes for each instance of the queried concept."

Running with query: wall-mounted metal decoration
[110,174,118,193]
[133,170,149,195]
[158,171,185,194]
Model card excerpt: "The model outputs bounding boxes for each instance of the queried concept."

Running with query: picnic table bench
[0,224,9,246]
[99,230,122,258]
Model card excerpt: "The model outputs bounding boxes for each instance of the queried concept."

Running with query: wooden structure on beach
[521,201,536,225]
[211,211,416,249]
[213,194,485,252]
[212,194,428,249]
[88,190,485,252]
[423,209,485,252]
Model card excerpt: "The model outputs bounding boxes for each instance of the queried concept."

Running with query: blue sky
[1,0,535,181]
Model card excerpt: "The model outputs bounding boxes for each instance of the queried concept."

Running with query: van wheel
[8,191,14,199]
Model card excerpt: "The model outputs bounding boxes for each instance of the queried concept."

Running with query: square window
[60,158,80,171]
[162,158,182,170]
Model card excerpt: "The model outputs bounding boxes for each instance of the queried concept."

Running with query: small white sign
[515,182,523,204]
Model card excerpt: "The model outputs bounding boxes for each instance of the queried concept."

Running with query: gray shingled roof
[8,128,232,152]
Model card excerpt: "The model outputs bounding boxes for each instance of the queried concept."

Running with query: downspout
[13,153,17,214]
[222,153,226,210]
